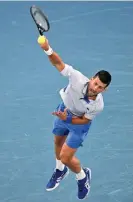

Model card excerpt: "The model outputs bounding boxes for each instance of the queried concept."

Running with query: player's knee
[60,153,70,165]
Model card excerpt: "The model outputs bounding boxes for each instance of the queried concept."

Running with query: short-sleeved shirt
[59,64,104,120]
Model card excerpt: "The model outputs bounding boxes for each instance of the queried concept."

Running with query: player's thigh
[59,131,84,161]
[66,131,87,150]
[52,117,68,135]
[53,117,69,146]
[64,121,92,149]
[54,135,67,147]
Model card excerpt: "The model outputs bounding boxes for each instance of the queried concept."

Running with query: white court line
[105,104,133,108]
[111,85,133,88]
[50,6,133,24]
[15,93,57,101]
[108,189,122,195]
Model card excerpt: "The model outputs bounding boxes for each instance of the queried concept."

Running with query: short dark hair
[94,70,112,87]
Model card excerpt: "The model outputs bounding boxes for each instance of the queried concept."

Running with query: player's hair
[94,70,112,87]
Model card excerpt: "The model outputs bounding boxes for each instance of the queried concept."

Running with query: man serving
[37,35,111,200]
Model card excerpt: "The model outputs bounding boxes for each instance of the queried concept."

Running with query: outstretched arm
[38,36,65,72]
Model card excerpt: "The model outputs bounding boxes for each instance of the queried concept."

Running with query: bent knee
[60,153,71,165]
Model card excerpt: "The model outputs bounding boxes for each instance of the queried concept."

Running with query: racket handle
[38,28,43,36]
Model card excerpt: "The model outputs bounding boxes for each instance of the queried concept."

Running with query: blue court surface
[0,1,133,202]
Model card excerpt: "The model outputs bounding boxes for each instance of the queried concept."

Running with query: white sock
[56,159,65,171]
[76,168,86,180]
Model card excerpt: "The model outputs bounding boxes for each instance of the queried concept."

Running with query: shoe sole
[77,168,92,200]
[46,169,69,191]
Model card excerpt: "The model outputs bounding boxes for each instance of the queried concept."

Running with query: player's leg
[46,135,69,191]
[54,134,67,160]
[54,135,68,171]
[52,102,69,161]
[46,116,69,191]
[59,129,91,200]
[60,143,81,173]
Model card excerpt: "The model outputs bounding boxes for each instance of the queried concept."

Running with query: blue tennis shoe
[46,166,69,191]
[77,168,91,200]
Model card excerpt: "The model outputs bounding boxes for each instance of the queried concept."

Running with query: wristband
[44,46,53,56]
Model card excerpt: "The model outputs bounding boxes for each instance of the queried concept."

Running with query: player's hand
[37,35,49,51]
[52,108,67,121]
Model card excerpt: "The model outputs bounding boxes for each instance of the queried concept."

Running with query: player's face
[88,76,107,97]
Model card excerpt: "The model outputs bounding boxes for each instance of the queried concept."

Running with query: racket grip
[38,28,43,36]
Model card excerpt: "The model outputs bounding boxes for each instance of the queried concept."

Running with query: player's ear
[104,86,108,91]
[90,77,94,81]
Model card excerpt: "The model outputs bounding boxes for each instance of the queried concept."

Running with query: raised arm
[37,36,65,72]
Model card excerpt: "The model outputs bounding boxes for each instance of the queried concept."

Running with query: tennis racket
[30,5,50,35]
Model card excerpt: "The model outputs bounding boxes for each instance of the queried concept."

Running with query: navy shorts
[52,103,92,149]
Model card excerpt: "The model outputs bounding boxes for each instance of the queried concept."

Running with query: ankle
[56,159,65,171]
[76,168,86,180]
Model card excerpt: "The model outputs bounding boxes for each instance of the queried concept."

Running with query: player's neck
[88,95,97,100]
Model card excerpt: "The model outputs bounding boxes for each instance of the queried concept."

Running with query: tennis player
[37,36,111,200]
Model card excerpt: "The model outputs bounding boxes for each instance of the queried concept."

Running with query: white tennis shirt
[59,64,104,120]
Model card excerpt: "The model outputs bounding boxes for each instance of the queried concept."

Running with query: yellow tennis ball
[37,36,46,45]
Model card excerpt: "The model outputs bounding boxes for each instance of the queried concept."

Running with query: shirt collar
[82,82,90,103]
[82,82,89,97]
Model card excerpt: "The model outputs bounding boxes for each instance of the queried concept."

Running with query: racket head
[30,5,50,35]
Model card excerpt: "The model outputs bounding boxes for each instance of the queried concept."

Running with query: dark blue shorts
[52,103,92,149]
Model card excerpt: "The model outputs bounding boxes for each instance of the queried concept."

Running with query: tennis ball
[37,36,46,45]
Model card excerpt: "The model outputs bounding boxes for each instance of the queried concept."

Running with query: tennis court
[0,2,133,202]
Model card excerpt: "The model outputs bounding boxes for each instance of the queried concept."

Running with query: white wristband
[44,46,53,56]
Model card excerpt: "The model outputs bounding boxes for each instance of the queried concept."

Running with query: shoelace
[50,171,58,181]
[50,169,62,182]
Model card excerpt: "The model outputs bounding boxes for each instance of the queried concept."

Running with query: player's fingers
[64,108,67,112]
[52,111,60,116]
[52,111,58,116]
